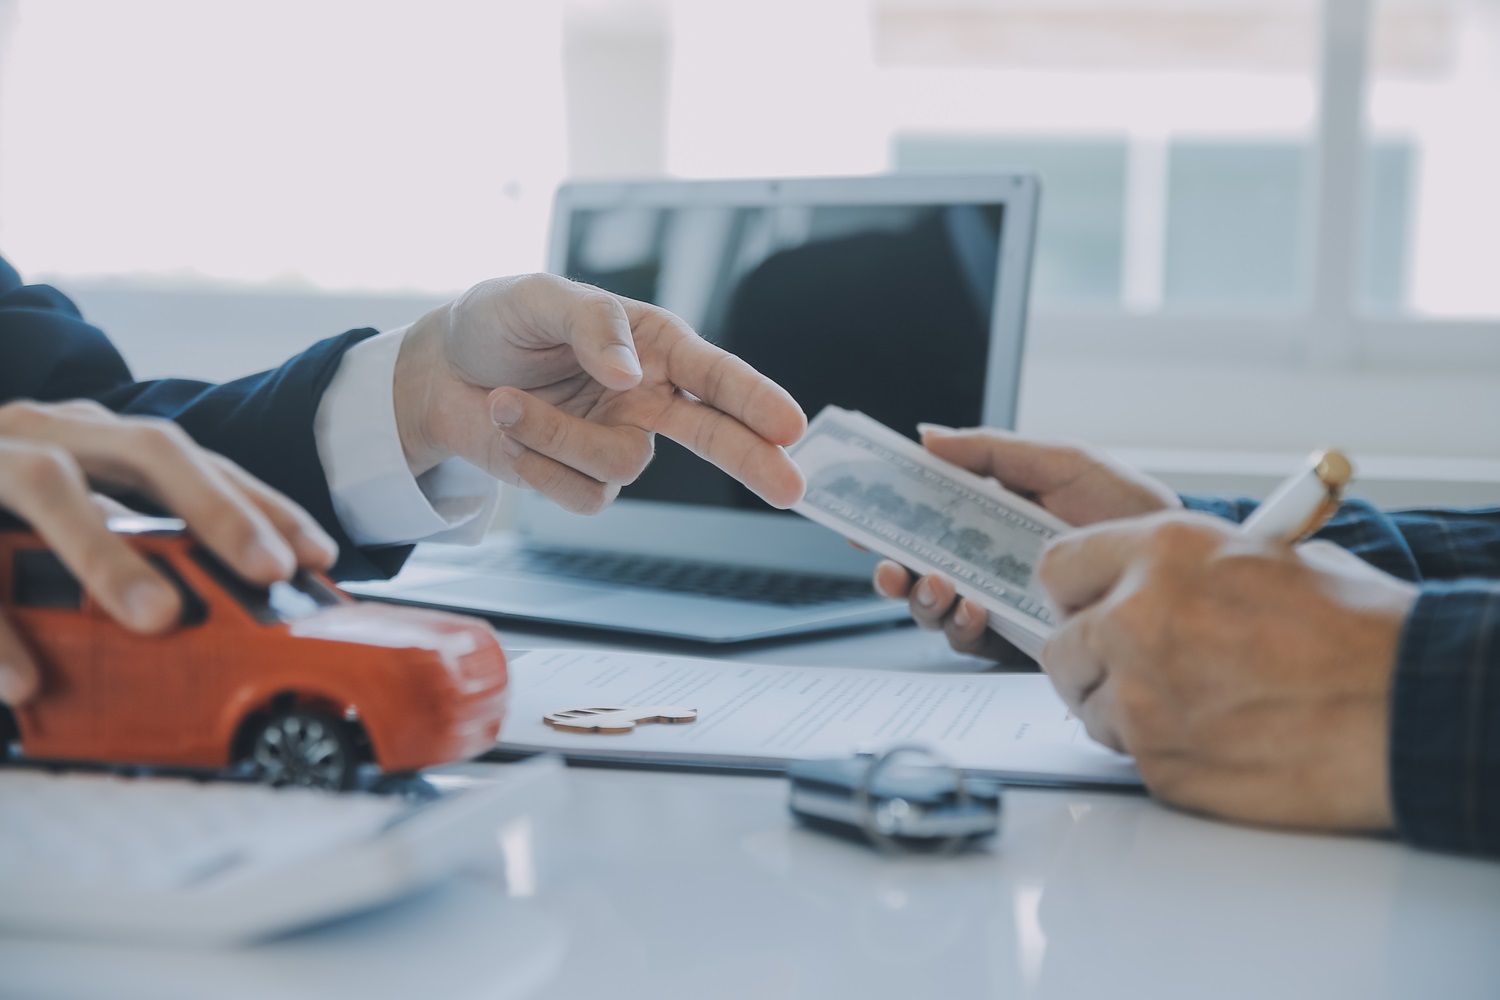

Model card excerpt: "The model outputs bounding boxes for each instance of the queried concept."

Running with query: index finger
[649,393,806,508]
[0,444,179,634]
[1037,519,1149,615]
[917,426,1085,496]
[620,299,806,447]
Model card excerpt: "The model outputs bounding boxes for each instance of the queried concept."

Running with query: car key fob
[787,747,1001,852]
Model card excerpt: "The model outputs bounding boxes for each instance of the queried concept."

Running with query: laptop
[346,174,1040,642]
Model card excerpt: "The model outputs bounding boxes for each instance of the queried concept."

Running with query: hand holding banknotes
[791,409,1072,662]
[872,426,1181,662]
[1040,512,1416,831]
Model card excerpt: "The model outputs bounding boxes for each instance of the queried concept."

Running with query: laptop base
[343,536,910,645]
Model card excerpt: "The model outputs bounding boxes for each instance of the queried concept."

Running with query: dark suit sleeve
[0,275,409,581]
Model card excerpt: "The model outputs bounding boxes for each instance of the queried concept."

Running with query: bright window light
[1367,0,1500,318]
[0,0,567,294]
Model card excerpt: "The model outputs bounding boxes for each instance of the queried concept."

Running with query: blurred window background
[886,0,1498,320]
[1365,0,1500,319]
[1,0,1497,475]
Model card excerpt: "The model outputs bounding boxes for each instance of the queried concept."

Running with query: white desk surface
[5,622,1500,1000]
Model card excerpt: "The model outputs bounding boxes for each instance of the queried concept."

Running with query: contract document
[492,649,1141,789]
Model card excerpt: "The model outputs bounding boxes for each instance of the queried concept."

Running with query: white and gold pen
[1240,450,1353,544]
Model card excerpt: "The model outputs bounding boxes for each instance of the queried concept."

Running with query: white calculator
[0,757,563,945]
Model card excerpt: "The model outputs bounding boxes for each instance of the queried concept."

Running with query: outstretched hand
[393,274,807,515]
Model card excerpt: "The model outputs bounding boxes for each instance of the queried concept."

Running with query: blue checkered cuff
[1390,583,1500,857]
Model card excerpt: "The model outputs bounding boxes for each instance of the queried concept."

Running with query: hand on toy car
[0,400,338,704]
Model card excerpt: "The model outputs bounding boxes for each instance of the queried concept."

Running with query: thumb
[550,280,643,392]
[917,424,1086,496]
[0,611,39,706]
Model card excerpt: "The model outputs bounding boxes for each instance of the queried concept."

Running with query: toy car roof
[104,516,188,537]
[0,513,187,537]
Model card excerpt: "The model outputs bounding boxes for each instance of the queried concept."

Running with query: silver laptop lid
[520,174,1040,576]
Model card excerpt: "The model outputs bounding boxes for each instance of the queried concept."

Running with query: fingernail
[915,580,935,608]
[248,534,295,578]
[309,528,339,562]
[953,602,972,628]
[602,344,642,379]
[491,394,523,428]
[917,423,957,436]
[124,579,171,629]
[0,666,31,705]
[303,529,339,567]
[499,434,526,459]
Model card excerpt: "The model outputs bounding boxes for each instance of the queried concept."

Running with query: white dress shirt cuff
[313,327,499,547]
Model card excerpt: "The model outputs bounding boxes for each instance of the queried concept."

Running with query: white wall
[61,287,446,386]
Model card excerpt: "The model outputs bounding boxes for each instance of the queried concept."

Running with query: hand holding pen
[873,434,1353,661]
[1240,449,1353,542]
[1037,448,1417,832]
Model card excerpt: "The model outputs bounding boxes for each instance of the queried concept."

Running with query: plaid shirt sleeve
[1183,496,1500,856]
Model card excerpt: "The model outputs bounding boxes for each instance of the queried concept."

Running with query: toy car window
[188,547,342,624]
[268,571,344,620]
[146,555,208,626]
[13,550,82,609]
[188,546,275,623]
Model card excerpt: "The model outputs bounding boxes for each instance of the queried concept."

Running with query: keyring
[853,745,973,855]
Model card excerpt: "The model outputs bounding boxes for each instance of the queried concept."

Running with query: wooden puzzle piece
[542,706,698,734]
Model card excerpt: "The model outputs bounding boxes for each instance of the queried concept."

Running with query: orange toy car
[0,517,507,790]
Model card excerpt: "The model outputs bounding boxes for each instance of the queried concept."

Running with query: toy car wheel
[244,709,359,791]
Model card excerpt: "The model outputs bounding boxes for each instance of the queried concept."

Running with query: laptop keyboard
[426,545,878,609]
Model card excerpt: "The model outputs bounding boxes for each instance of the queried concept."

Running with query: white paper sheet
[494,650,1141,788]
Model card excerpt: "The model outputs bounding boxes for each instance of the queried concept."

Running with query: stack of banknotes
[789,407,1069,659]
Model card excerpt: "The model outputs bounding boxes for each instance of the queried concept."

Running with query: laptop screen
[562,202,1006,513]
